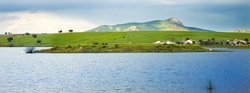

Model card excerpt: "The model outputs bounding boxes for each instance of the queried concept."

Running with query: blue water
[0,48,250,93]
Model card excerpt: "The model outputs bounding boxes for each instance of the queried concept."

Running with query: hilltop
[88,17,212,32]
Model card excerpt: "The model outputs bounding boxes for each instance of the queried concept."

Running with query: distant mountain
[88,17,212,32]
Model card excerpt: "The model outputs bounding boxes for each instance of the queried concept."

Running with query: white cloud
[0,11,97,34]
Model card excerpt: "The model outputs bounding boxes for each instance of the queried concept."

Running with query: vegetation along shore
[0,31,249,53]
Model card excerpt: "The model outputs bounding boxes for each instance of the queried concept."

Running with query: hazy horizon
[0,0,249,33]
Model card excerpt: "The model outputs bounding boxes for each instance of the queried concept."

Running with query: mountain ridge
[88,17,213,32]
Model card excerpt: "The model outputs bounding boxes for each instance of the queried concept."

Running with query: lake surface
[0,47,250,93]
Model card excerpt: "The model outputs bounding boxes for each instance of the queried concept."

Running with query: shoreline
[34,44,222,53]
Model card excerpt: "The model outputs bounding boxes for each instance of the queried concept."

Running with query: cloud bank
[0,11,97,34]
[0,0,249,33]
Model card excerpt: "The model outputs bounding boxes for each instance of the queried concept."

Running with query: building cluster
[154,39,250,46]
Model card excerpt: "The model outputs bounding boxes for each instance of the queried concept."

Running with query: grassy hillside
[37,44,215,53]
[0,31,250,47]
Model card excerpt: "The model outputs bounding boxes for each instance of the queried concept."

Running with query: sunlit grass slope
[0,31,249,47]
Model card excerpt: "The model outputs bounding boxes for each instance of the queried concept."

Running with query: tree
[211,38,215,42]
[244,38,249,42]
[7,37,13,42]
[211,38,216,44]
[25,32,30,35]
[66,45,72,49]
[207,39,212,45]
[69,29,73,33]
[32,34,37,38]
[37,40,42,44]
[59,30,62,33]
[114,44,119,48]
[92,42,99,45]
[4,32,7,34]
[198,40,204,45]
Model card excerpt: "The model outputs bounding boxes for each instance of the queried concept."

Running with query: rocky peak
[165,17,184,26]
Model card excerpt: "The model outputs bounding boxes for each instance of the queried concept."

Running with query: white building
[184,40,194,44]
[154,41,175,45]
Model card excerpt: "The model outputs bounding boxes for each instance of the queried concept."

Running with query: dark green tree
[244,38,249,42]
[59,30,62,33]
[7,37,13,42]
[37,40,42,44]
[32,34,38,38]
[25,32,30,35]
[69,29,73,33]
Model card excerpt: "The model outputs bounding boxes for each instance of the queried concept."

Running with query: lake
[0,47,250,93]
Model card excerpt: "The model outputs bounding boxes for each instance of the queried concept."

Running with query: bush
[114,44,119,48]
[244,38,249,42]
[37,40,42,44]
[7,37,13,42]
[66,45,72,49]
[69,29,73,33]
[102,43,108,45]
[32,34,37,38]
[25,47,35,53]
[25,32,30,35]
[92,42,99,45]
[102,46,107,48]
[59,30,62,33]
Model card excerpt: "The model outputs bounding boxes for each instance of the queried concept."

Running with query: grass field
[0,31,249,47]
[36,44,216,53]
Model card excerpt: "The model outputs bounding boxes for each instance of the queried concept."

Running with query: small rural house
[184,40,194,44]
[154,41,175,45]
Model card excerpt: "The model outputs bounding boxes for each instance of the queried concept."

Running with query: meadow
[0,31,249,47]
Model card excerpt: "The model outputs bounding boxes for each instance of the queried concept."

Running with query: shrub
[244,38,249,42]
[25,47,35,53]
[69,29,73,33]
[37,40,42,44]
[102,46,107,48]
[66,45,72,49]
[102,43,108,45]
[32,34,37,38]
[25,32,30,35]
[59,30,62,33]
[92,42,99,45]
[114,44,119,48]
[7,37,13,42]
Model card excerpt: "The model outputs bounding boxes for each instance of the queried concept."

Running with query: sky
[0,0,249,33]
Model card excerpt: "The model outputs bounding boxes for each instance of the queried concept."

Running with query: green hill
[0,31,249,47]
[88,17,212,32]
